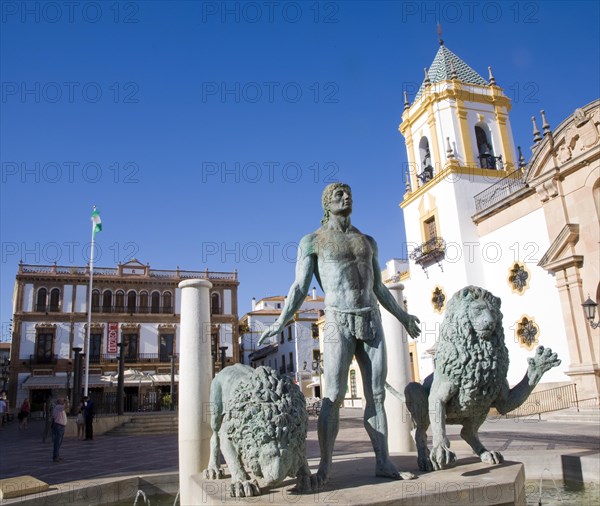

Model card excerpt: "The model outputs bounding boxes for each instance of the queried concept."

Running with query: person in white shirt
[52,398,68,462]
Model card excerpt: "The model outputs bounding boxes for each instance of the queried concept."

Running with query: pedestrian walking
[18,399,30,430]
[52,398,68,462]
[76,402,85,440]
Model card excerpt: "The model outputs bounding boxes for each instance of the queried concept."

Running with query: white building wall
[478,208,570,386]
[223,290,232,314]
[19,322,36,358]
[23,284,33,312]
[175,288,182,314]
[55,322,71,357]
[220,323,233,358]
[75,285,87,312]
[63,284,73,312]
[140,323,157,354]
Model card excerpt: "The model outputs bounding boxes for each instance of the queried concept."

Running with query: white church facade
[398,42,600,403]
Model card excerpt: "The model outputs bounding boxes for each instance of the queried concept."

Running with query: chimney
[312,287,317,300]
[251,297,256,310]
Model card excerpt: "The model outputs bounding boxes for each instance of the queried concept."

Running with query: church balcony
[409,237,446,269]
[87,353,180,365]
[29,354,58,365]
[473,170,527,213]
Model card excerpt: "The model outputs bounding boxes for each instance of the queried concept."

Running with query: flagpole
[83,211,97,397]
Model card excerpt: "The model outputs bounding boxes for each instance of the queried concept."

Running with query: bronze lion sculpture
[203,364,314,497]
[405,286,561,472]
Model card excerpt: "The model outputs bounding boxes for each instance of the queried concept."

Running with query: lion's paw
[229,479,260,497]
[527,346,561,382]
[203,467,224,480]
[429,445,456,471]
[480,451,504,465]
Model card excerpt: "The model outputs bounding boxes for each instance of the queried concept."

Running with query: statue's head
[321,182,352,224]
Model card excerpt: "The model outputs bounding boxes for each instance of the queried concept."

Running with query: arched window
[102,290,112,313]
[418,136,433,184]
[211,293,221,315]
[115,291,125,312]
[475,125,496,169]
[139,291,149,313]
[91,290,100,312]
[127,291,137,313]
[36,288,47,312]
[151,292,160,314]
[49,288,60,312]
[162,292,172,313]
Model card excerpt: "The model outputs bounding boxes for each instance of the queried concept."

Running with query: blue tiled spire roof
[415,44,488,100]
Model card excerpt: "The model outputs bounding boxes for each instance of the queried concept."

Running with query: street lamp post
[582,296,600,329]
[72,347,83,413]
[116,343,125,415]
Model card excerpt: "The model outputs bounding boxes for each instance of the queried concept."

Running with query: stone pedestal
[178,279,213,506]
[381,282,416,453]
[191,456,526,505]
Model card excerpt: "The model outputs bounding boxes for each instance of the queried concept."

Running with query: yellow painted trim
[400,84,512,131]
[426,105,442,174]
[419,203,441,245]
[404,132,419,191]
[408,341,420,382]
[495,109,515,170]
[400,164,511,208]
[456,102,477,166]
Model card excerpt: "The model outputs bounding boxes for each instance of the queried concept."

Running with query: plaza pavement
[1,408,598,491]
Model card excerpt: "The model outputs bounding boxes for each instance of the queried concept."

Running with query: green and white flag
[91,207,102,234]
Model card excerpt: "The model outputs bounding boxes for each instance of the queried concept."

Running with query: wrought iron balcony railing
[409,237,446,268]
[478,154,504,170]
[88,353,179,364]
[474,171,527,213]
[29,354,58,365]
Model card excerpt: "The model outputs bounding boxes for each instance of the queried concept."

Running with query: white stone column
[381,282,416,453]
[178,279,213,506]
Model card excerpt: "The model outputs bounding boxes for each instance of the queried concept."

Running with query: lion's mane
[437,286,509,411]
[224,366,307,478]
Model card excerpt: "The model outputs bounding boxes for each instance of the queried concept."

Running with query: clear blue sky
[1,1,599,334]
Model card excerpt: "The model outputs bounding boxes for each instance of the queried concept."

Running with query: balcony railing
[478,153,504,170]
[409,237,446,268]
[92,306,174,314]
[474,171,527,213]
[88,353,179,365]
[29,354,58,365]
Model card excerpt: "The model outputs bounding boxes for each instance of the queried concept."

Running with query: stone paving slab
[1,408,598,498]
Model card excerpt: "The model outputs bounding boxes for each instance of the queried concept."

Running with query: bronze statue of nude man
[259,183,421,484]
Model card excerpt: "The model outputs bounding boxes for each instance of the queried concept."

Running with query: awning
[305,380,321,388]
[152,374,179,384]
[22,375,106,389]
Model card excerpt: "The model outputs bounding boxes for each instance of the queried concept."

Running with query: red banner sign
[107,322,119,353]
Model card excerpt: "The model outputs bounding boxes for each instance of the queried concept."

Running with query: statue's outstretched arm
[369,236,421,339]
[258,235,315,345]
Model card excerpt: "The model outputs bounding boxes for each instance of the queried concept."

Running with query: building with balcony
[8,259,239,413]
[239,291,324,398]
[398,40,599,403]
